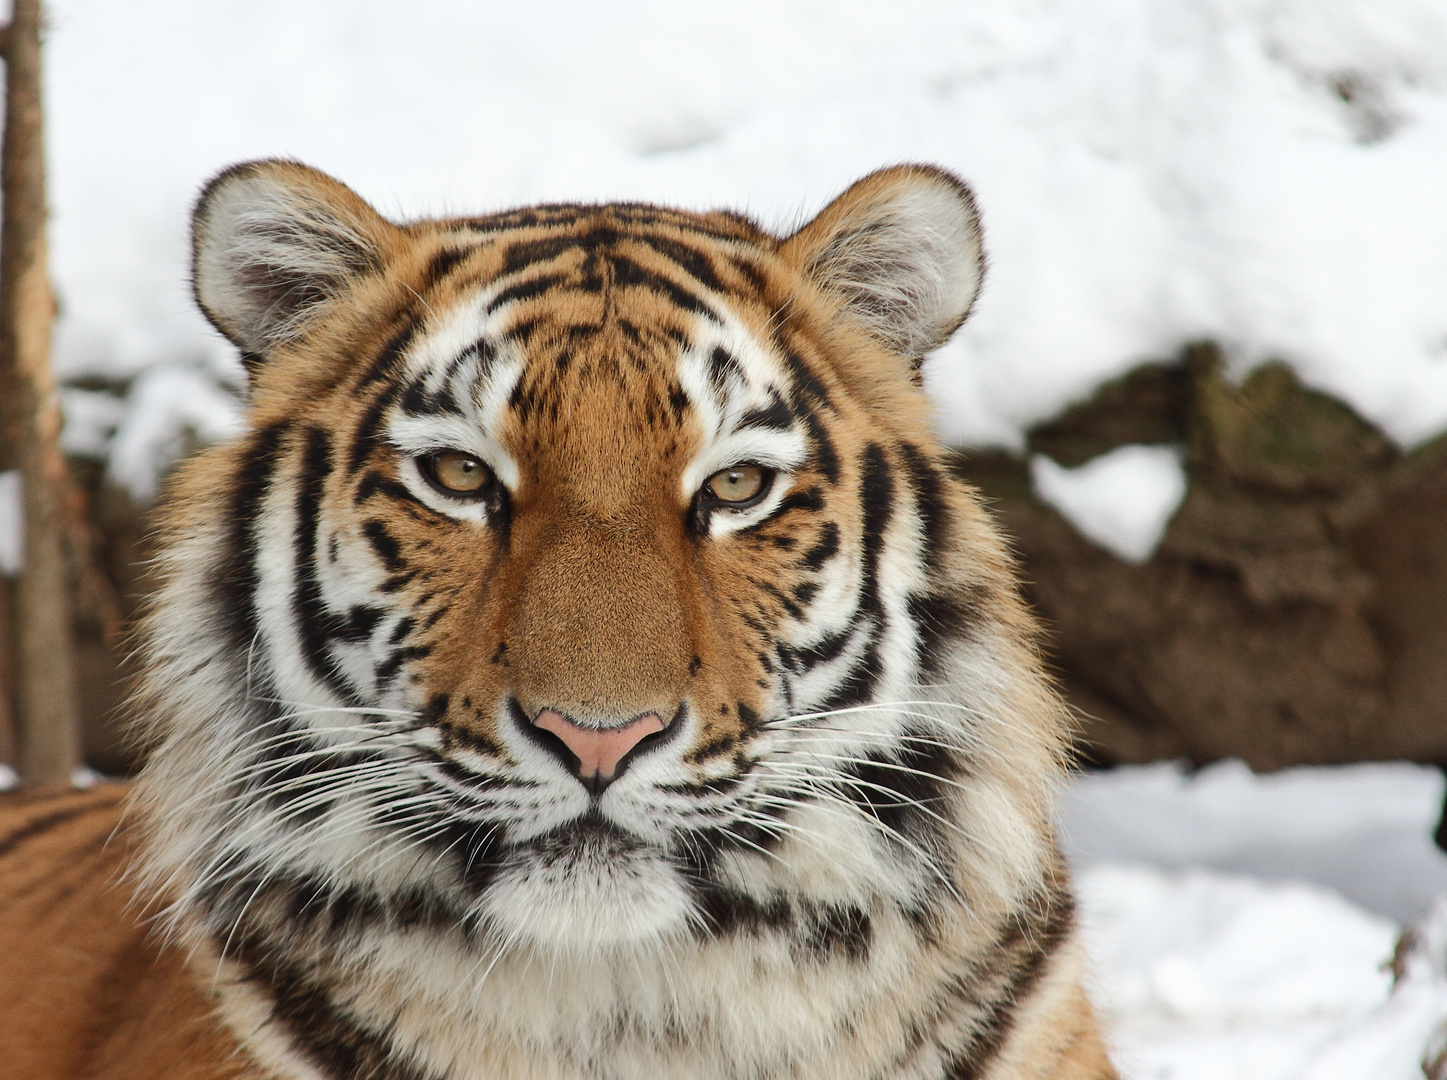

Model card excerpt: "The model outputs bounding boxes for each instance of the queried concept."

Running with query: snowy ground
[1062,762,1447,1079]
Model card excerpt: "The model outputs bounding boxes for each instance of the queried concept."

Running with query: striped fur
[0,786,247,1079]
[1,162,1116,1079]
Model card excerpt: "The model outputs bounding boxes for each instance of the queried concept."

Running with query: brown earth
[955,344,1447,771]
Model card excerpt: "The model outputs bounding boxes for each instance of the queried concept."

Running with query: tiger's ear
[192,159,395,365]
[780,165,984,361]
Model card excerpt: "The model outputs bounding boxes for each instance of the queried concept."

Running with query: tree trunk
[0,0,81,785]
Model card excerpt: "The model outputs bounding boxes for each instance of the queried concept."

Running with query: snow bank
[1062,759,1447,922]
[1080,867,1447,1080]
[1079,865,1399,1080]
[40,0,1447,495]
[1030,445,1188,563]
[0,472,20,576]
[1063,761,1447,1078]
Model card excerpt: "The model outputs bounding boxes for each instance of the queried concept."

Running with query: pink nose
[533,708,665,780]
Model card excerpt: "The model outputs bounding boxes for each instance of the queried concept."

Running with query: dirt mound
[956,344,1447,770]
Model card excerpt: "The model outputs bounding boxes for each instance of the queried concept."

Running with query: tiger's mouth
[521,814,644,863]
[481,809,697,949]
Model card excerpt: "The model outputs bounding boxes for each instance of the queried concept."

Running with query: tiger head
[136,160,1064,968]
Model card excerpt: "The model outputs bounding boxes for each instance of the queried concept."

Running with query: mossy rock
[954,342,1447,772]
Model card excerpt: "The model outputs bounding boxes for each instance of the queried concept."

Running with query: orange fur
[0,786,246,1079]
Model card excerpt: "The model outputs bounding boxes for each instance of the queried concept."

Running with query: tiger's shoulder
[0,784,251,1080]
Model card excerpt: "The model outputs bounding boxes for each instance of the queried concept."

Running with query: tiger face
[132,161,1105,1080]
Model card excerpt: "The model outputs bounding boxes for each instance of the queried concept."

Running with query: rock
[954,344,1447,771]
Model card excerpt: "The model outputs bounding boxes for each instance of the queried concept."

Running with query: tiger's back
[0,786,242,1079]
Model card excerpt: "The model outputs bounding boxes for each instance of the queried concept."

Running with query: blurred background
[1,1,1446,1076]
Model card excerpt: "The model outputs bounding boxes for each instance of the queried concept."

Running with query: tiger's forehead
[386,213,813,503]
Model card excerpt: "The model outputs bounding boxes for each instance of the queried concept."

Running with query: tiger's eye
[428,451,490,494]
[706,465,766,504]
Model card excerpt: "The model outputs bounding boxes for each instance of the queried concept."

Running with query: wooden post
[0,0,82,785]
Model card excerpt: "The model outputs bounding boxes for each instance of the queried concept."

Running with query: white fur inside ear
[807,174,983,358]
[193,165,381,356]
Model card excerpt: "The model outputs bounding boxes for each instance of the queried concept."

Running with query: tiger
[0,160,1117,1080]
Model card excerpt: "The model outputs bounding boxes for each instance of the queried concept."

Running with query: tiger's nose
[533,708,665,787]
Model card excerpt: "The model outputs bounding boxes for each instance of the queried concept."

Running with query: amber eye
[423,451,492,495]
[704,465,769,505]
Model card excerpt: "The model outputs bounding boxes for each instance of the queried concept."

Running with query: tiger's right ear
[780,165,984,362]
[192,159,396,367]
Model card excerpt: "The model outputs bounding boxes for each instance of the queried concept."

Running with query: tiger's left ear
[780,165,984,361]
[192,159,399,369]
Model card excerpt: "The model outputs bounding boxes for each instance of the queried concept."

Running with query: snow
[1078,866,1398,1080]
[37,0,1447,495]
[1030,445,1188,563]
[1062,759,1447,923]
[1062,761,1447,1078]
[99,364,246,500]
[0,471,19,576]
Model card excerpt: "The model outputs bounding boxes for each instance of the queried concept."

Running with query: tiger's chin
[478,822,695,951]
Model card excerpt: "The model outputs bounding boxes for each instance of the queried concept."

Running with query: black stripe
[609,255,716,319]
[452,336,499,386]
[333,605,384,643]
[399,377,465,418]
[486,272,571,313]
[898,442,952,563]
[357,320,417,389]
[754,578,804,620]
[707,346,742,394]
[796,399,840,482]
[217,422,290,657]
[778,625,854,673]
[633,234,725,295]
[686,883,873,962]
[816,443,894,709]
[422,246,472,290]
[456,202,759,243]
[728,255,767,294]
[772,486,825,517]
[292,427,355,702]
[355,471,416,505]
[361,520,406,573]
[501,235,582,273]
[0,801,116,861]
[246,727,372,824]
[348,385,399,472]
[373,644,431,685]
[857,443,894,622]
[897,441,978,678]
[782,349,835,413]
[908,592,974,682]
[839,734,955,842]
[739,395,795,433]
[816,637,883,713]
[942,883,1075,1079]
[799,522,840,571]
[239,949,442,1080]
